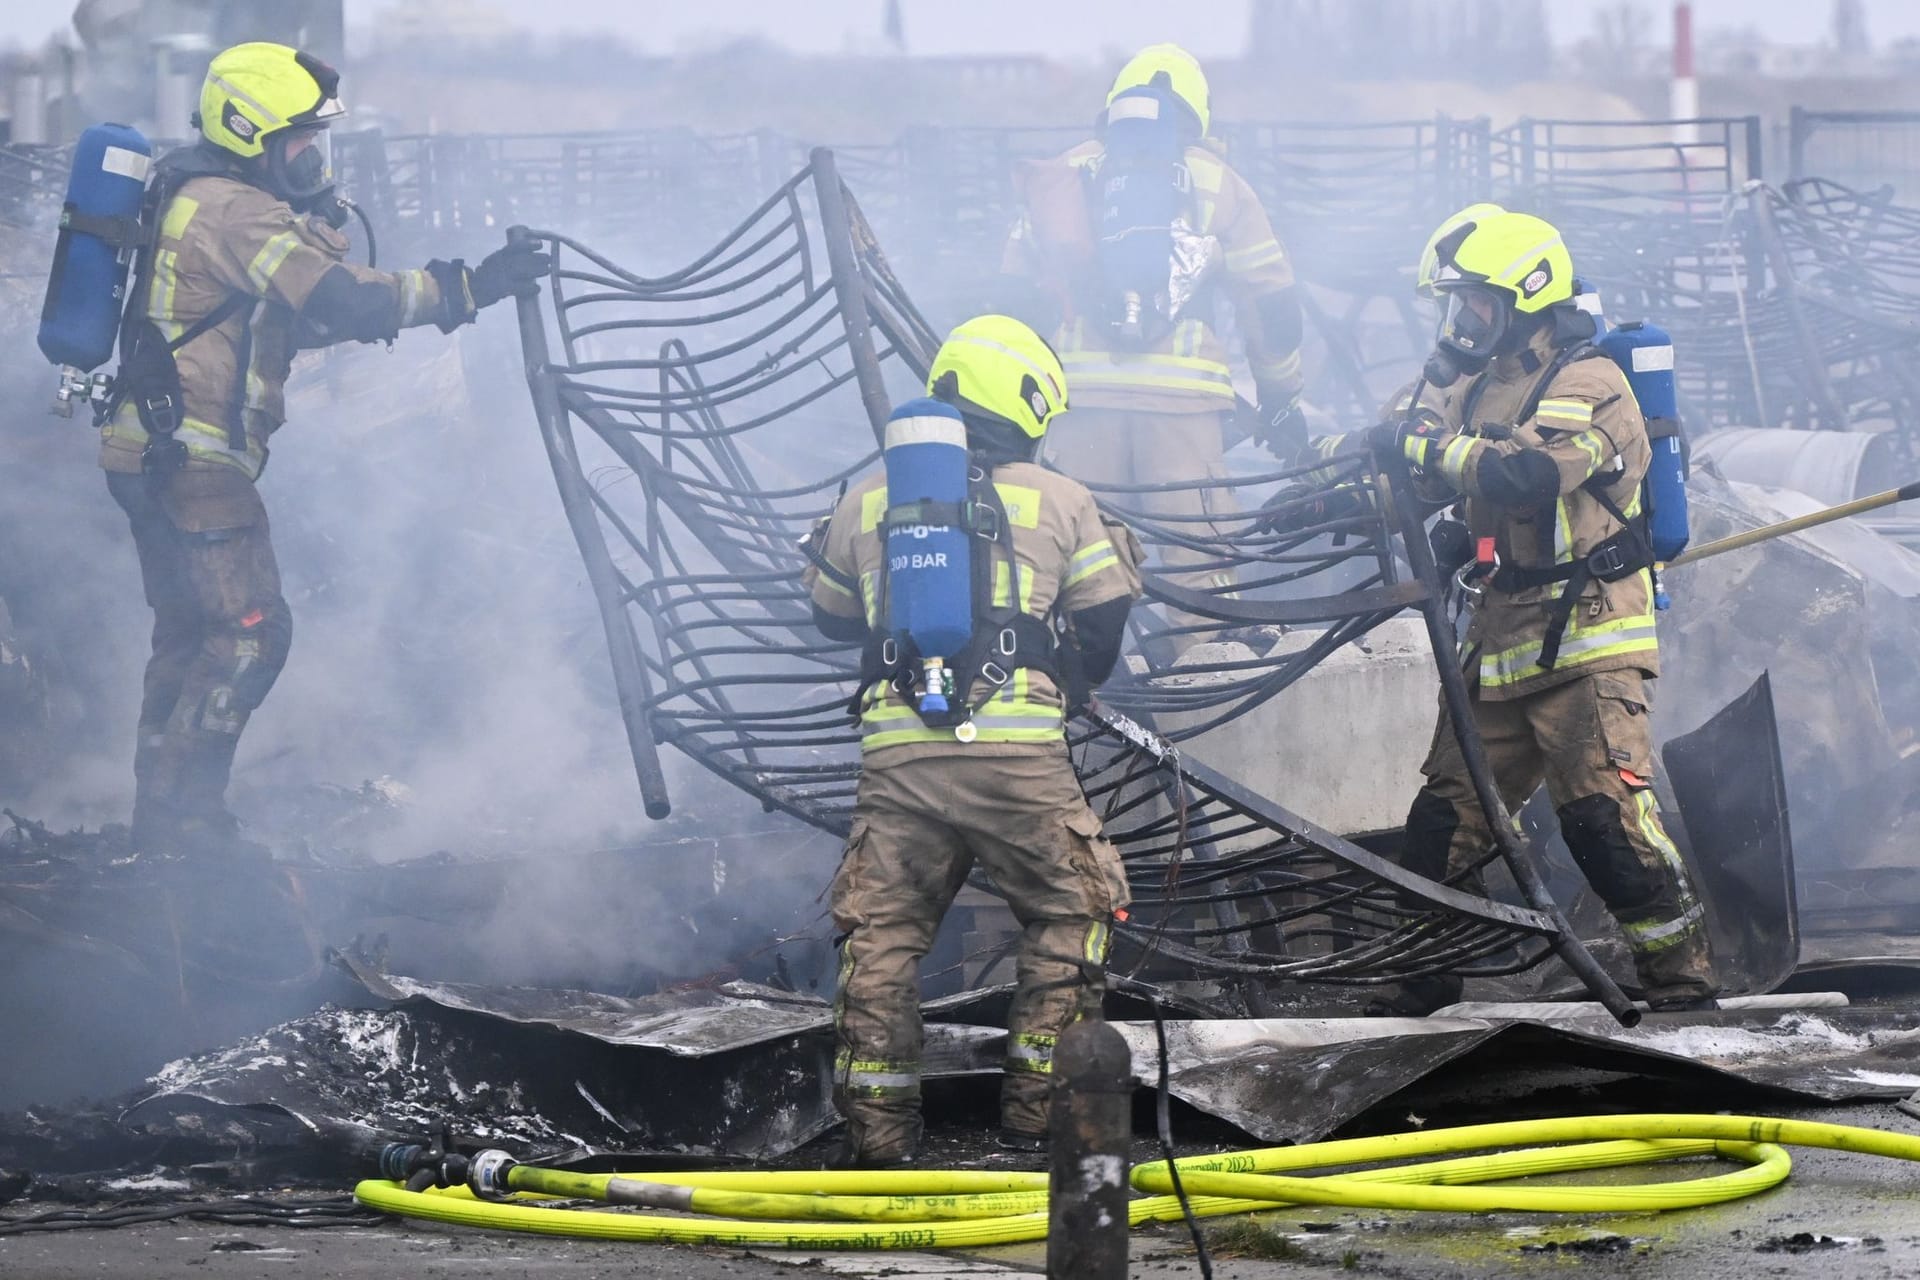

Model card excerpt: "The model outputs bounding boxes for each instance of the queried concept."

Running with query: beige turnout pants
[829,744,1131,1159]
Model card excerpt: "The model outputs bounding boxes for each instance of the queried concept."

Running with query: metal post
[1745,182,1849,429]
[811,147,895,444]
[1047,1017,1133,1280]
[1380,459,1639,1026]
[509,226,673,819]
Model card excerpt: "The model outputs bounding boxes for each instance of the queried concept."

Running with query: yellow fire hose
[352,1113,1920,1248]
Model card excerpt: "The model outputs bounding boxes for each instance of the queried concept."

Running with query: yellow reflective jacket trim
[992,561,1034,611]
[1058,352,1236,399]
[859,691,1064,750]
[160,195,199,242]
[1478,605,1657,689]
[813,569,858,603]
[246,230,302,293]
[1567,428,1611,481]
[1438,435,1477,488]
[1225,238,1286,272]
[104,408,263,477]
[151,249,187,341]
[1535,398,1594,425]
[1065,539,1119,588]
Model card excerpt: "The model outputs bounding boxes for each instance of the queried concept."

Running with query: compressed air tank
[882,397,973,716]
[1599,320,1689,562]
[1096,85,1186,346]
[37,122,152,373]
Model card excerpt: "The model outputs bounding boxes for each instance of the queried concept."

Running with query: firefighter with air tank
[55,43,549,854]
[1000,43,1304,648]
[1360,208,1717,1014]
[803,316,1143,1166]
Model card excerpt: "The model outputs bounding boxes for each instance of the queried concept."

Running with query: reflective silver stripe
[845,1070,919,1090]
[1060,356,1234,388]
[884,414,967,450]
[1498,233,1565,281]
[1623,901,1705,948]
[1007,1038,1054,1063]
[947,334,1060,395]
[207,73,286,131]
[1481,622,1658,686]
[1069,540,1114,571]
[246,231,301,293]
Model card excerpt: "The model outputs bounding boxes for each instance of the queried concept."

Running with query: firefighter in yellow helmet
[999,44,1302,649]
[803,316,1143,1165]
[1365,209,1718,1013]
[101,42,549,854]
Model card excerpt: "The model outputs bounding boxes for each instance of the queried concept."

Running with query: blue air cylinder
[1097,85,1185,344]
[1598,320,1689,565]
[882,398,973,717]
[38,123,152,373]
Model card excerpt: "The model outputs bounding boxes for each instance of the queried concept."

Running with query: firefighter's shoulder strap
[107,147,258,450]
[1485,341,1655,670]
[846,464,1064,729]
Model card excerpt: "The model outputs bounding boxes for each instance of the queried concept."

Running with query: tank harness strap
[1489,483,1652,670]
[40,206,144,330]
[845,463,1065,728]
[103,149,260,457]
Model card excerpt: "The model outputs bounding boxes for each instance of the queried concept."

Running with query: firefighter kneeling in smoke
[802,316,1143,1165]
[1368,210,1718,1014]
[99,43,547,853]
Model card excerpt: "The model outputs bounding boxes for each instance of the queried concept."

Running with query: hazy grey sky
[6,0,1920,57]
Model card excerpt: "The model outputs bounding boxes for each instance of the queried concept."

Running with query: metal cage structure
[507,148,1633,1016]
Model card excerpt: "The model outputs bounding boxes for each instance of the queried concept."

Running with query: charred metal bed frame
[506,148,1633,1019]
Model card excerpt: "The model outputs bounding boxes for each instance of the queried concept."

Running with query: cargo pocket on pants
[1591,672,1655,788]
[828,818,872,933]
[1062,807,1131,917]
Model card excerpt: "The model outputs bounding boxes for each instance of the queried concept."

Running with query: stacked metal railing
[329,112,1920,457]
[507,149,1633,1011]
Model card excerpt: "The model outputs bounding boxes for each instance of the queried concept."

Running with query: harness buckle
[1451,561,1487,605]
[881,637,899,667]
[969,501,1001,542]
[1587,542,1630,577]
[997,627,1017,656]
[981,660,1010,686]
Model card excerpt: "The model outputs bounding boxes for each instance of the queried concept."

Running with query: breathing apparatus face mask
[1423,284,1511,388]
[266,125,334,207]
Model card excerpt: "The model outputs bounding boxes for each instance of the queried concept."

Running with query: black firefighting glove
[1364,407,1449,468]
[1254,482,1368,536]
[1252,385,1307,457]
[470,241,551,308]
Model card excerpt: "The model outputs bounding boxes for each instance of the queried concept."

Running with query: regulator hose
[353,1113,1920,1248]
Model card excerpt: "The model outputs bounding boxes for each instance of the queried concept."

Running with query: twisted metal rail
[506,148,1630,1015]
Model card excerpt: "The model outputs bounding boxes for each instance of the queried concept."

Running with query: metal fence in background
[1788,107,1920,198]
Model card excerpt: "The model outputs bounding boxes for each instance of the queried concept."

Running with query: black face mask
[1424,284,1513,387]
[264,126,333,204]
